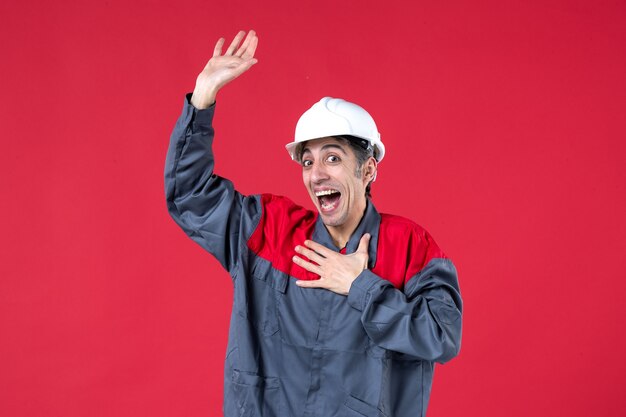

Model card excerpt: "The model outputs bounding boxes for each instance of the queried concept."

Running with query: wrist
[190,87,217,110]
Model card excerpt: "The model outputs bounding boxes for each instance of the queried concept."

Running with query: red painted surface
[1,1,625,416]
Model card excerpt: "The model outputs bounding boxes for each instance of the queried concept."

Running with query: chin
[319,211,347,228]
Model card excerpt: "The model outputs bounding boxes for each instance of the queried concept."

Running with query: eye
[302,159,313,167]
[326,155,340,163]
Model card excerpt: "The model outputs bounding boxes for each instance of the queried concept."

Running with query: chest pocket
[235,257,287,337]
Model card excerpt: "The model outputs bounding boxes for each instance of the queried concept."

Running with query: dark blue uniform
[165,95,463,417]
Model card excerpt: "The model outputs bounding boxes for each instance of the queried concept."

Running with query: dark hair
[295,136,375,199]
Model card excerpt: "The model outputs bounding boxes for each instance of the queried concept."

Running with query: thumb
[357,233,371,254]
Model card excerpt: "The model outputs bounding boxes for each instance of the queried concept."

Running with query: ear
[362,157,378,183]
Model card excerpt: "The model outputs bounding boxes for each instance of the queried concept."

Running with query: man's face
[300,137,371,230]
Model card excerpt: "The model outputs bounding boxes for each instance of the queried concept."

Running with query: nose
[310,160,329,183]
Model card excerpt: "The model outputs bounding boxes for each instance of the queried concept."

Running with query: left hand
[293,234,371,295]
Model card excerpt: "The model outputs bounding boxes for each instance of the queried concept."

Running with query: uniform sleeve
[164,94,261,274]
[347,257,462,363]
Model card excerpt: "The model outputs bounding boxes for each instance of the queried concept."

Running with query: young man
[165,31,462,417]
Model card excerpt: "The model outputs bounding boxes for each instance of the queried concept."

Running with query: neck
[327,200,368,249]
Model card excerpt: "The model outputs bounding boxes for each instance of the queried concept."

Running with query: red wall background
[1,1,625,416]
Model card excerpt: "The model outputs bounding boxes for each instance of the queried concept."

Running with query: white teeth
[315,190,339,197]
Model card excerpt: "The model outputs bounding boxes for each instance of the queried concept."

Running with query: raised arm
[165,31,259,274]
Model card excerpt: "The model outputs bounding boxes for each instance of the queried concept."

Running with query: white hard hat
[285,97,385,163]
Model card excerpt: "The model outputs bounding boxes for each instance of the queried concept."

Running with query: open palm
[191,30,258,109]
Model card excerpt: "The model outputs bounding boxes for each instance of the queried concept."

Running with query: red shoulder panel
[371,214,446,289]
[247,194,320,281]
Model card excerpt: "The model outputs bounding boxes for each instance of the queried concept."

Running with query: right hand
[191,30,259,109]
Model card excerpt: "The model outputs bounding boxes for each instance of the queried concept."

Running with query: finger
[235,30,255,57]
[225,30,246,55]
[295,279,325,289]
[356,233,371,254]
[228,58,258,79]
[240,33,258,59]
[292,255,323,275]
[295,244,325,264]
[240,58,259,70]
[212,37,225,57]
[303,240,333,257]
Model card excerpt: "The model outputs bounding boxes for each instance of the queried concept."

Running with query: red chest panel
[247,194,445,289]
[372,214,446,289]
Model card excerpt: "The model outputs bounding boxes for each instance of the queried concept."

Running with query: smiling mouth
[315,189,341,212]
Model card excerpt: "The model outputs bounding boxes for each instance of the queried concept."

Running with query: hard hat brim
[285,140,299,161]
[285,137,385,163]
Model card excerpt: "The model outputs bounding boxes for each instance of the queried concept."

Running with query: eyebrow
[302,143,348,156]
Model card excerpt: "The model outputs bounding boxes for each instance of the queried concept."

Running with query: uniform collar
[312,200,380,269]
